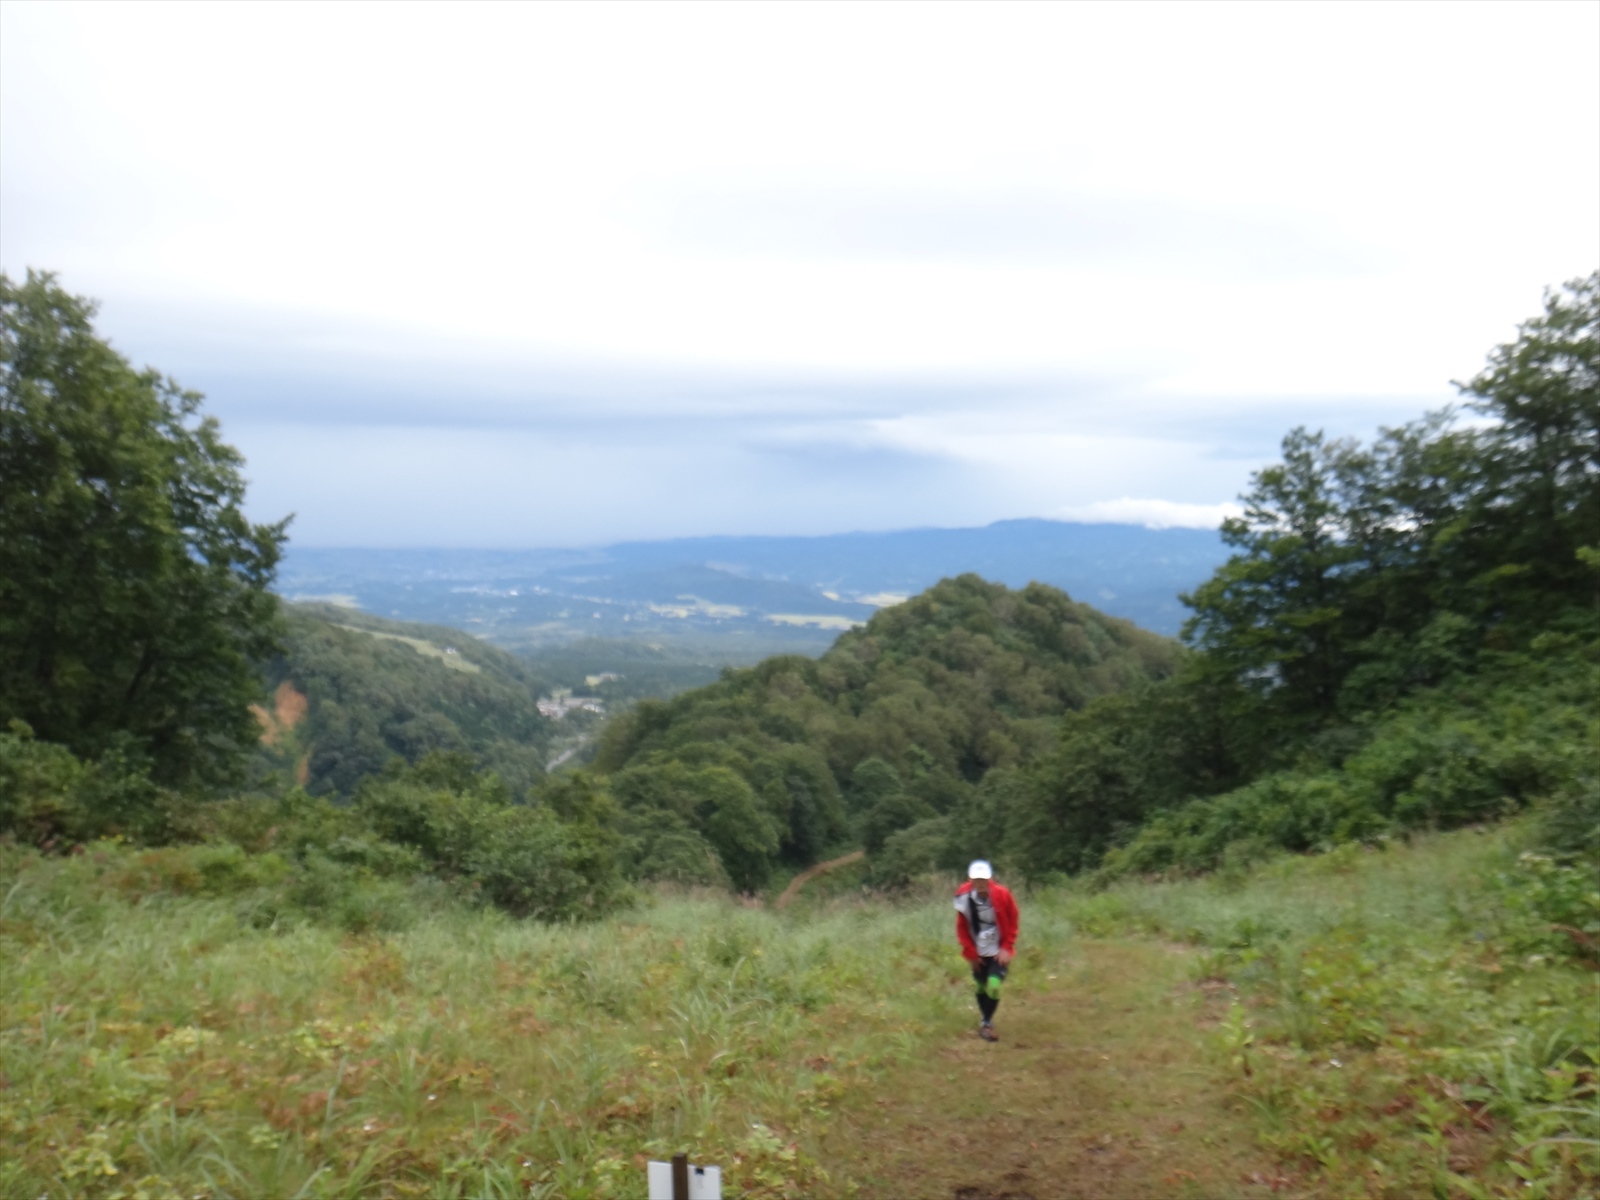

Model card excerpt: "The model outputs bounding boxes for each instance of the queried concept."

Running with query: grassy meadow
[2,822,1595,1199]
[1073,828,1599,1198]
[0,844,1012,1199]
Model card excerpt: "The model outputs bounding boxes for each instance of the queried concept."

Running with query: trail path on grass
[774,850,865,910]
[823,939,1289,1199]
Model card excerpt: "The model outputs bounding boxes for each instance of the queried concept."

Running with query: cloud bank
[2,3,1594,547]
[1054,499,1245,531]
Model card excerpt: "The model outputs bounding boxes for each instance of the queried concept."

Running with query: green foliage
[356,754,625,920]
[617,809,730,888]
[0,271,288,793]
[0,722,198,847]
[860,791,937,860]
[847,757,905,814]
[0,838,1009,1199]
[1066,825,1598,1195]
[1095,638,1598,879]
[1497,852,1600,965]
[872,816,952,888]
[258,604,554,797]
[609,758,783,890]
[1184,272,1598,742]
[846,757,933,858]
[141,753,631,925]
[1539,772,1600,863]
[999,275,1600,884]
[1002,669,1250,877]
[1455,272,1600,624]
[1100,773,1386,878]
[591,574,1179,882]
[1183,426,1372,726]
[698,767,782,892]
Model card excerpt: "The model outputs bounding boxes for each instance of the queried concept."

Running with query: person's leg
[983,961,1007,1020]
[972,961,997,1023]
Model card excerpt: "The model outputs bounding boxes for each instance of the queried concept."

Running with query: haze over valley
[278,519,1230,664]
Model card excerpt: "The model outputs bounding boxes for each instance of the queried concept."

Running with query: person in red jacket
[954,859,1019,1042]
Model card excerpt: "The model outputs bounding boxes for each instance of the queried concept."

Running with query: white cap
[967,859,993,880]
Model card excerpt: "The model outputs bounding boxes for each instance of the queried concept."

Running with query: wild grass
[2,826,1592,1199]
[1058,824,1599,1198]
[0,845,1072,1199]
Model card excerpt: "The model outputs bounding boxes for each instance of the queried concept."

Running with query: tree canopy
[1183,271,1598,738]
[592,573,1181,888]
[997,272,1600,881]
[256,603,556,797]
[0,271,288,790]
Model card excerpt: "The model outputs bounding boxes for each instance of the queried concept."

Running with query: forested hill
[589,574,1179,888]
[252,604,555,796]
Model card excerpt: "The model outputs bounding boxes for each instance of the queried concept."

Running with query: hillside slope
[591,574,1179,888]
[252,604,555,796]
[6,822,1588,1198]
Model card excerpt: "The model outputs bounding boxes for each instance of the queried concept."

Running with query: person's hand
[997,948,1014,966]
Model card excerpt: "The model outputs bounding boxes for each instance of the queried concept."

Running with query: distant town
[537,688,606,719]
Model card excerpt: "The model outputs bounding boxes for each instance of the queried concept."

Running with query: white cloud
[1,2,1594,545]
[1053,499,1244,531]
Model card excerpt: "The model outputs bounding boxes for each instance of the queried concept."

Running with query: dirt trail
[823,939,1286,1199]
[774,850,865,910]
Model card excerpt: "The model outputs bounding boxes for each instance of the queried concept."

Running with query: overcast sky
[3,2,1596,547]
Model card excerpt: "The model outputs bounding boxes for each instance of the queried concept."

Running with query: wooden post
[671,1153,689,1200]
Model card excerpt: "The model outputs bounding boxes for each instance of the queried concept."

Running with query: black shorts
[972,956,1008,987]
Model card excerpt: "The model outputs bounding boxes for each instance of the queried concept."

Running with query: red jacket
[953,880,1019,963]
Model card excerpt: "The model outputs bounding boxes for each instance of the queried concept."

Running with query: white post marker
[646,1154,721,1200]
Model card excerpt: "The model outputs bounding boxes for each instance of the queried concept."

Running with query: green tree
[357,753,623,919]
[745,744,847,864]
[0,271,288,790]
[698,766,781,891]
[1181,428,1371,727]
[1453,271,1599,628]
[847,757,904,813]
[861,789,936,857]
[1182,272,1600,737]
[1001,274,1600,882]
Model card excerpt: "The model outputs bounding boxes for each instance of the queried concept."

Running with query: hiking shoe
[979,1024,999,1042]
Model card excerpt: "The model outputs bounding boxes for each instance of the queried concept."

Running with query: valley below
[275,520,1229,662]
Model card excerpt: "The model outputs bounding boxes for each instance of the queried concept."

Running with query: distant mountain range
[277,519,1230,658]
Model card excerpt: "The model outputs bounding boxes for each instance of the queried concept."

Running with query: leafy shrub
[1102,773,1389,878]
[276,852,424,933]
[0,723,192,846]
[860,790,936,858]
[1093,642,1598,881]
[111,843,290,898]
[611,756,782,890]
[873,816,951,888]
[92,839,429,933]
[357,755,626,919]
[1498,852,1600,965]
[462,806,622,919]
[619,808,730,887]
[1540,776,1600,863]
